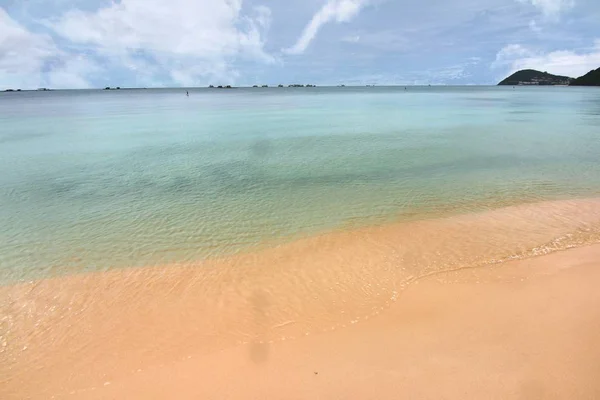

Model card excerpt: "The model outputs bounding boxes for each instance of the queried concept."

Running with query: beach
[2,244,600,399]
[2,198,600,399]
[90,245,600,400]
[2,0,600,395]
[2,86,600,398]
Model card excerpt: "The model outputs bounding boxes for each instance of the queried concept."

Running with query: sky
[1,0,599,89]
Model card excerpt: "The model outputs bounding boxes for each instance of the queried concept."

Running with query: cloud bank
[493,40,600,78]
[46,0,275,85]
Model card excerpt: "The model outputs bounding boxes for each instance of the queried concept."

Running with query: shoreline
[3,244,600,399]
[96,244,600,400]
[3,194,599,285]
[2,197,600,398]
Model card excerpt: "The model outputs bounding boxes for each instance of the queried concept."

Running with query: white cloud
[413,58,481,83]
[46,55,101,88]
[0,8,94,89]
[341,30,410,51]
[528,19,542,33]
[493,44,533,63]
[284,0,370,55]
[0,9,51,90]
[342,35,361,43]
[46,0,275,85]
[493,40,600,77]
[253,5,272,31]
[517,0,575,18]
[338,56,482,85]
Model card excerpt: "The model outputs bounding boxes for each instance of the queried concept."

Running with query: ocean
[1,86,600,283]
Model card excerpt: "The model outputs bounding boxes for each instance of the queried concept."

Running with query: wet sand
[102,245,600,400]
[2,199,600,399]
[4,244,600,399]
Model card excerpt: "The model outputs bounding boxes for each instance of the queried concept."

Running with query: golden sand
[2,198,600,399]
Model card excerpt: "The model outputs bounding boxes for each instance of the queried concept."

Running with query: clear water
[1,86,600,282]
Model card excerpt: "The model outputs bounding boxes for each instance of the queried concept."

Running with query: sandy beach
[2,199,600,399]
[91,245,600,400]
[2,3,600,396]
[3,244,600,399]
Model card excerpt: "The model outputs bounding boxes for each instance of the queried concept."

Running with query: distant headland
[570,67,600,86]
[498,67,600,86]
[497,70,572,86]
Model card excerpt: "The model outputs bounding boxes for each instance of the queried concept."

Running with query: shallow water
[1,86,600,282]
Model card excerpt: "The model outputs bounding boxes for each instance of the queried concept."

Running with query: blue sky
[1,0,599,89]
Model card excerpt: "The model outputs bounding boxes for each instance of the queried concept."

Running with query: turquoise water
[1,86,600,281]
